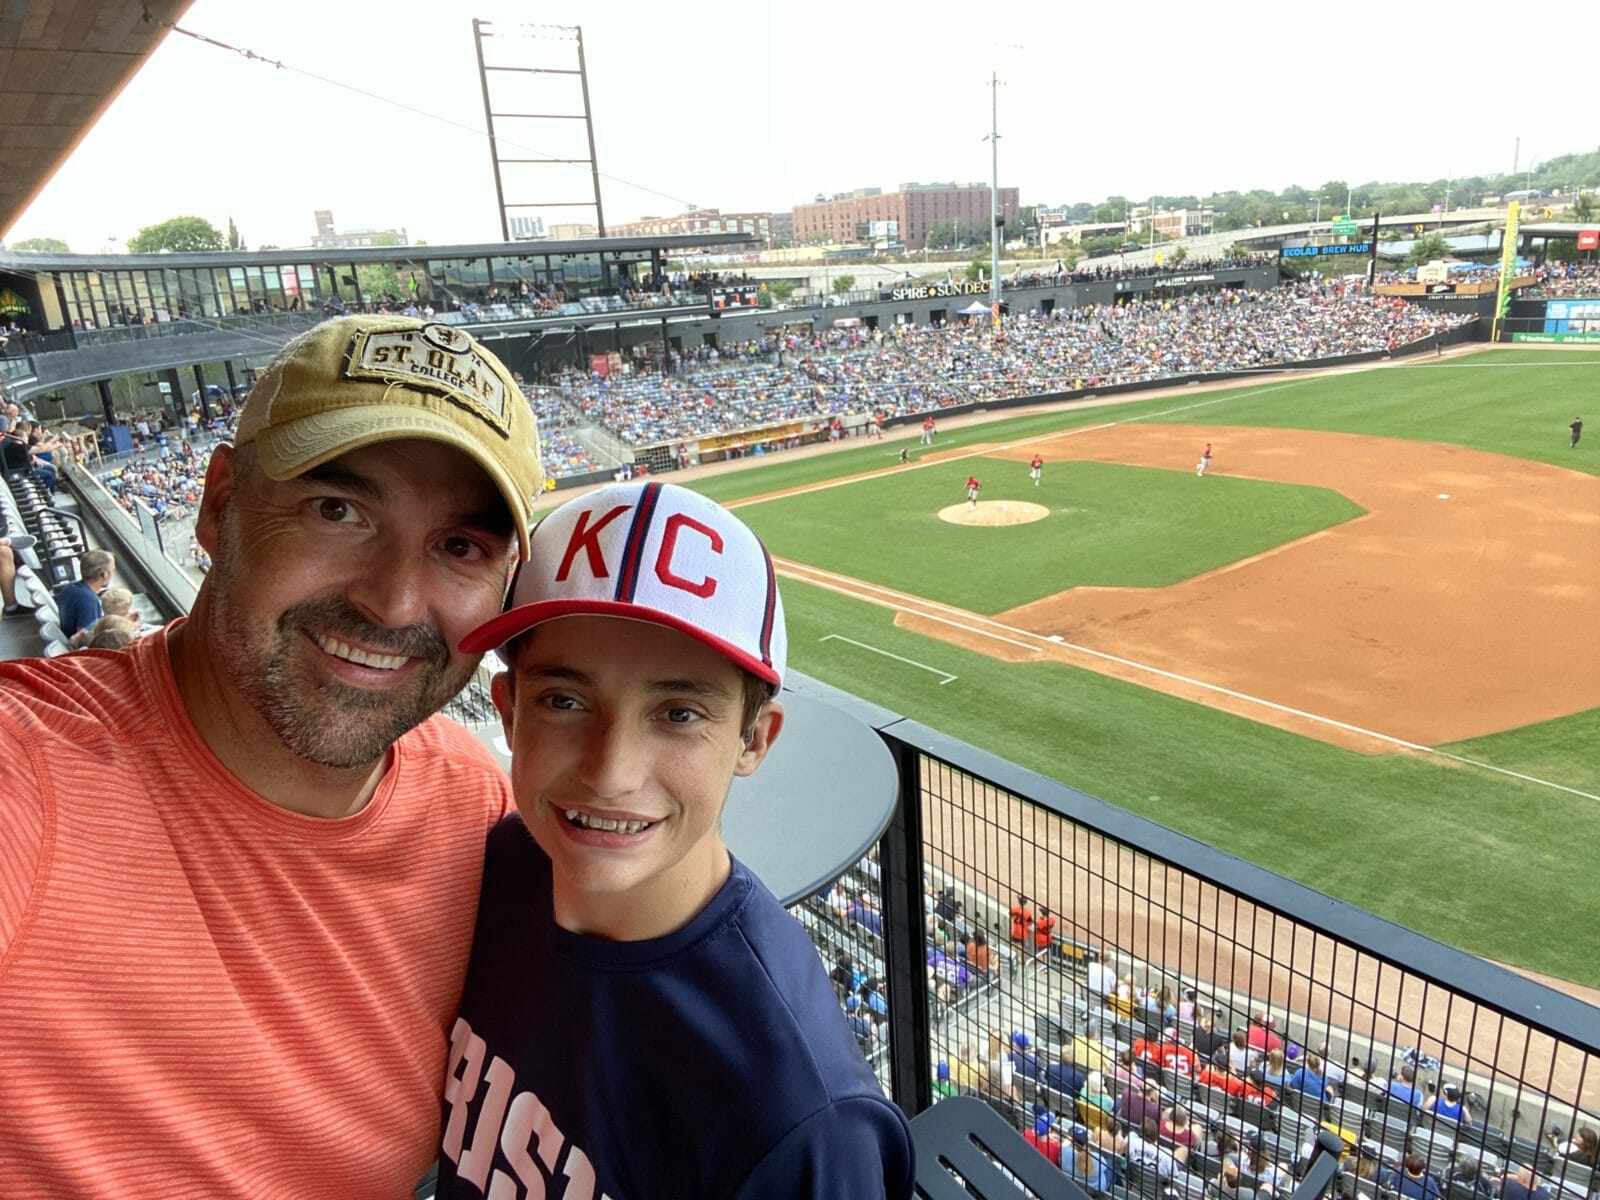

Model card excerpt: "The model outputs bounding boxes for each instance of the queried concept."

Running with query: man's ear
[734,700,783,777]
[194,443,238,558]
[490,670,514,742]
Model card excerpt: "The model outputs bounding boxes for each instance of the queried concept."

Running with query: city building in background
[604,207,771,249]
[509,216,547,240]
[793,182,1020,251]
[547,222,599,240]
[310,210,408,250]
[768,210,794,246]
[1131,207,1215,241]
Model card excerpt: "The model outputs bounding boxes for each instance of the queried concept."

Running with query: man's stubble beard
[205,509,477,770]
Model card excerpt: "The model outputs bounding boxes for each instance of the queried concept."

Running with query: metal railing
[784,676,1600,1198]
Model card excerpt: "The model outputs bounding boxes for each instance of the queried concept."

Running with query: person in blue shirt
[435,482,913,1200]
[1288,1051,1335,1102]
[57,549,114,639]
[1045,1047,1086,1098]
[1388,1064,1426,1108]
[1426,1082,1470,1124]
[1381,1154,1443,1200]
[1064,1126,1114,1194]
[1009,1031,1045,1081]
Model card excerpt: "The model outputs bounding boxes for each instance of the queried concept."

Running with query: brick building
[792,182,1020,251]
[604,207,770,248]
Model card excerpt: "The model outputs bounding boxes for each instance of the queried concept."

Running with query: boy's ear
[733,700,783,777]
[490,671,514,741]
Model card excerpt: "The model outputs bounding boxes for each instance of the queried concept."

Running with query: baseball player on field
[1030,454,1043,486]
[1196,442,1213,477]
[965,475,981,510]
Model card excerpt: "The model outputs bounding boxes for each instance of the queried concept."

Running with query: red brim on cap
[459,598,781,689]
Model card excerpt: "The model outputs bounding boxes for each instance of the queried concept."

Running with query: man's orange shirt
[0,627,510,1198]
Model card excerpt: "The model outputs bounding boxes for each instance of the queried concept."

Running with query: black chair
[911,1096,1091,1200]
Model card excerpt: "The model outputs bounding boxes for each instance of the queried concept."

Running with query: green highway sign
[1331,220,1359,234]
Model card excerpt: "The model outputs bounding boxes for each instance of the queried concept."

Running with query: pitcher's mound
[938,500,1050,527]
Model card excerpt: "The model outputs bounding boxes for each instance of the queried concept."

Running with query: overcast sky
[7,0,1592,251]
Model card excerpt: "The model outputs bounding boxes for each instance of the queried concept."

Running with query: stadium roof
[0,0,193,239]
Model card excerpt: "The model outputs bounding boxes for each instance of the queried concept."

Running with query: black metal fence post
[878,730,934,1115]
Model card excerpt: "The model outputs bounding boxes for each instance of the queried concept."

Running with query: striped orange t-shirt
[0,625,511,1199]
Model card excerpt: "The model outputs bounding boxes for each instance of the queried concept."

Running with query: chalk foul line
[819,634,957,685]
[783,560,1600,804]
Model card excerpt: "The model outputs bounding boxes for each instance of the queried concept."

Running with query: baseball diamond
[698,347,1600,989]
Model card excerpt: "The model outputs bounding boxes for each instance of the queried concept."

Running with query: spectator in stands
[1319,1043,1348,1090]
[1288,1050,1335,1101]
[1259,1047,1291,1089]
[81,614,138,651]
[1117,1077,1164,1128]
[1124,1116,1184,1177]
[1,532,37,618]
[1065,1125,1114,1194]
[934,883,962,924]
[1547,1127,1598,1166]
[1046,1045,1087,1097]
[69,586,140,650]
[1161,1105,1200,1153]
[1110,1045,1148,1089]
[1009,1031,1045,1082]
[1240,1132,1291,1194]
[1087,953,1118,998]
[1388,1064,1426,1109]
[1072,1020,1111,1075]
[1227,1026,1256,1073]
[1193,1009,1229,1062]
[1080,1070,1117,1114]
[0,315,544,1196]
[1179,988,1201,1023]
[1496,1163,1552,1200]
[986,1030,1019,1101]
[1381,1153,1444,1200]
[1211,1153,1256,1200]
[1346,1140,1386,1182]
[1025,1108,1064,1167]
[847,890,884,936]
[1133,1026,1199,1078]
[1425,1081,1470,1123]
[57,548,114,639]
[1248,1010,1284,1055]
[966,930,994,981]
[1447,1152,1497,1197]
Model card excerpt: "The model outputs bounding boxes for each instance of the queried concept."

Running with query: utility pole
[987,69,1002,321]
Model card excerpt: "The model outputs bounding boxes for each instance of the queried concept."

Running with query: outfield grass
[737,462,1363,613]
[1144,350,1600,474]
[684,348,1600,984]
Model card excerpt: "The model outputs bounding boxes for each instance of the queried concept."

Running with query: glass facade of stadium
[0,232,753,333]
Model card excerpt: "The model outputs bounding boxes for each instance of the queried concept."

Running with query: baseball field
[688,347,1600,989]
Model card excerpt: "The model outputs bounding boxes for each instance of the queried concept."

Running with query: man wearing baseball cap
[436,480,913,1199]
[0,316,543,1197]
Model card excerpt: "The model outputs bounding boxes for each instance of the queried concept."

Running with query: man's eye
[544,694,581,712]
[663,707,701,725]
[314,497,360,523]
[440,535,483,561]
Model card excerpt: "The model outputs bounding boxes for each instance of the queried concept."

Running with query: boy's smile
[492,615,782,942]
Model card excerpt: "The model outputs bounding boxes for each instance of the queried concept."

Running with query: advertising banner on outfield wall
[1513,332,1600,343]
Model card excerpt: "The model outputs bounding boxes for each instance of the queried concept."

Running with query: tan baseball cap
[234,315,542,556]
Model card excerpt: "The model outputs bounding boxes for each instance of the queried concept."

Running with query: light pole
[985,69,1002,320]
[1314,196,1323,224]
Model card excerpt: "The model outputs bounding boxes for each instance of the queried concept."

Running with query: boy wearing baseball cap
[436,481,913,1200]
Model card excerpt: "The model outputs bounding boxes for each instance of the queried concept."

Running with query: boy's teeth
[565,809,651,835]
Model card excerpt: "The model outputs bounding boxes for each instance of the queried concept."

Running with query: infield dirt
[779,423,1600,752]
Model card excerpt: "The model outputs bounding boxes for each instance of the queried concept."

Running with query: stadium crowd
[1528,263,1600,299]
[798,859,1598,1200]
[539,286,1471,448]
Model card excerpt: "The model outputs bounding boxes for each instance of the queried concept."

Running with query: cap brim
[461,599,782,689]
[254,406,535,558]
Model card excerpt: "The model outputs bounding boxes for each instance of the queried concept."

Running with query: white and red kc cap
[460,480,786,694]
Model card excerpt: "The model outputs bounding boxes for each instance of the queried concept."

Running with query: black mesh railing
[799,712,1600,1200]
